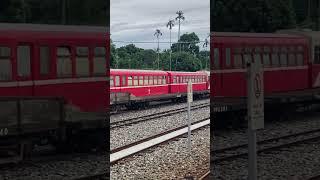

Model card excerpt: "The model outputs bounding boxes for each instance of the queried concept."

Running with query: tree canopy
[111,32,209,72]
[0,0,108,25]
[211,0,297,32]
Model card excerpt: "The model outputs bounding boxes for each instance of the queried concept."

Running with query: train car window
[17,45,31,77]
[57,47,72,77]
[244,54,252,65]
[288,53,296,66]
[163,76,166,84]
[263,46,271,53]
[297,46,304,52]
[139,76,143,85]
[255,47,262,53]
[0,46,11,81]
[122,76,126,86]
[128,76,133,86]
[262,54,270,67]
[110,76,114,87]
[234,54,243,68]
[149,76,153,85]
[115,76,120,86]
[158,76,162,85]
[315,46,320,64]
[225,48,231,67]
[133,76,138,86]
[296,45,304,65]
[214,48,220,69]
[40,46,50,76]
[254,54,262,65]
[279,47,288,66]
[297,54,304,65]
[76,47,89,77]
[76,47,89,75]
[144,76,149,85]
[153,76,157,85]
[271,47,279,67]
[93,47,106,76]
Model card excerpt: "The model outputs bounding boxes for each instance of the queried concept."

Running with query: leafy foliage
[0,0,108,25]
[111,32,210,72]
[211,0,297,32]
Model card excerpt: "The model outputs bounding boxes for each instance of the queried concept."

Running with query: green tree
[173,52,201,71]
[172,32,200,55]
[211,0,296,32]
[154,29,163,69]
[166,19,175,71]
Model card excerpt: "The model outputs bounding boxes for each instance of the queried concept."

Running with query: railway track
[110,102,209,129]
[199,171,210,180]
[110,118,210,164]
[110,97,210,115]
[213,128,320,163]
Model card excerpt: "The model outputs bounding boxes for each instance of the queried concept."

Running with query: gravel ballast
[212,112,320,179]
[110,99,209,124]
[0,153,107,180]
[111,104,209,150]
[111,126,210,180]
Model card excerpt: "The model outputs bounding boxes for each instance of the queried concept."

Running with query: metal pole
[187,99,191,153]
[248,128,257,180]
[170,29,172,71]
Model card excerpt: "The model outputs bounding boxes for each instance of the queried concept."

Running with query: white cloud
[111,0,210,50]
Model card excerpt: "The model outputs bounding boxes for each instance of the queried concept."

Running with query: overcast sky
[111,0,210,50]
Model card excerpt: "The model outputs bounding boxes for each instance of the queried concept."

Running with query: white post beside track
[247,59,264,180]
[187,80,193,154]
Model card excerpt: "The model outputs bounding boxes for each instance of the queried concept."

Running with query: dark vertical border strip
[106,0,110,179]
[210,0,215,179]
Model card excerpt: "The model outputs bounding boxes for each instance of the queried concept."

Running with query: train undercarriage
[211,88,320,130]
[0,97,106,164]
[110,91,210,112]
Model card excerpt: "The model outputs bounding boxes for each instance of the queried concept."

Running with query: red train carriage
[276,30,320,89]
[168,71,209,98]
[110,69,169,108]
[110,69,209,109]
[0,23,108,161]
[211,32,309,97]
[210,31,320,127]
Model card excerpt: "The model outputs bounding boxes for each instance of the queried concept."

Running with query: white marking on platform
[110,119,210,163]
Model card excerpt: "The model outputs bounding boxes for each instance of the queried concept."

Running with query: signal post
[247,60,264,180]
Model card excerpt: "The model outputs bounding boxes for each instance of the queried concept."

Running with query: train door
[16,43,34,97]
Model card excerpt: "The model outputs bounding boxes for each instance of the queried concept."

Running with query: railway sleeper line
[110,102,209,129]
[110,118,210,165]
[213,128,320,163]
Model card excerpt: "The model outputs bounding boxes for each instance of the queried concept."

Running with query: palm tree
[175,10,185,51]
[203,36,210,70]
[154,29,163,69]
[166,19,175,71]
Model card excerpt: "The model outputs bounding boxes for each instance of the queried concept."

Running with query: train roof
[0,23,108,42]
[211,32,308,44]
[0,23,109,33]
[110,69,208,75]
[111,69,167,75]
[168,71,208,75]
[211,32,304,38]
